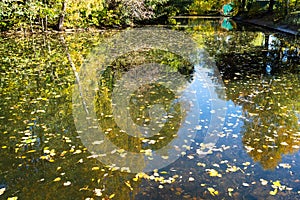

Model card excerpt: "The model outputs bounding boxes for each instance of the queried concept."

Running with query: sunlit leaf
[7,197,18,200]
[278,163,291,169]
[63,181,71,186]
[207,187,219,196]
[0,188,6,196]
[273,180,281,187]
[94,188,102,197]
[242,183,250,187]
[188,177,195,182]
[206,169,222,177]
[125,181,133,190]
[260,179,268,185]
[270,188,278,195]
[228,188,234,196]
[53,177,61,182]
[92,167,100,171]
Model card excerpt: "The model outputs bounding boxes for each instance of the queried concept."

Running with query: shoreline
[1,16,299,37]
[236,18,299,36]
[233,16,299,36]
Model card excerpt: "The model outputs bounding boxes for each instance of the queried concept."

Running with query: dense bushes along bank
[0,0,184,32]
[1,0,299,32]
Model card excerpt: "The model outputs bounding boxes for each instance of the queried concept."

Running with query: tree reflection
[225,74,300,169]
[95,49,195,152]
[0,34,144,200]
[218,34,300,169]
[182,22,300,170]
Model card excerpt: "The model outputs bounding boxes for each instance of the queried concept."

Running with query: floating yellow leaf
[228,188,234,196]
[132,177,139,181]
[207,169,222,177]
[242,183,250,187]
[92,167,100,171]
[109,193,115,199]
[53,177,61,182]
[0,187,6,196]
[36,110,46,113]
[94,188,102,196]
[207,187,219,196]
[73,149,82,154]
[63,181,71,186]
[260,179,268,185]
[60,151,67,156]
[273,180,281,187]
[125,181,133,190]
[40,155,48,160]
[197,162,206,167]
[226,165,239,172]
[7,197,18,200]
[248,112,259,116]
[280,142,288,146]
[279,163,291,169]
[188,177,195,182]
[242,162,250,166]
[270,188,278,195]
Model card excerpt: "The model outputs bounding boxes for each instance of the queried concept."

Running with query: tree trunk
[60,35,90,115]
[268,0,275,13]
[57,1,67,31]
[238,0,246,12]
[285,0,290,15]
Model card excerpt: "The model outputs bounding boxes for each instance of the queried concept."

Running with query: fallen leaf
[207,187,219,196]
[63,181,71,186]
[270,188,278,195]
[53,177,61,182]
[0,188,6,196]
[94,188,102,196]
[260,179,268,185]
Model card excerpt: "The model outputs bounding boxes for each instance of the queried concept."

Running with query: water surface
[0,18,300,199]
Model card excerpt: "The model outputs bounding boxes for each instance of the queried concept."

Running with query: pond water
[0,18,300,200]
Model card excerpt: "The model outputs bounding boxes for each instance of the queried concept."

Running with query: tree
[57,0,67,31]
[268,0,275,12]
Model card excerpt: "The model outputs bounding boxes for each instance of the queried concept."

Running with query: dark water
[0,18,299,200]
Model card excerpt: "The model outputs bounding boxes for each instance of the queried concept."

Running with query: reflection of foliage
[129,83,176,127]
[95,48,195,152]
[95,80,182,152]
[0,33,144,200]
[182,20,264,52]
[225,74,300,169]
[216,34,300,80]
[111,49,195,82]
[212,31,300,170]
